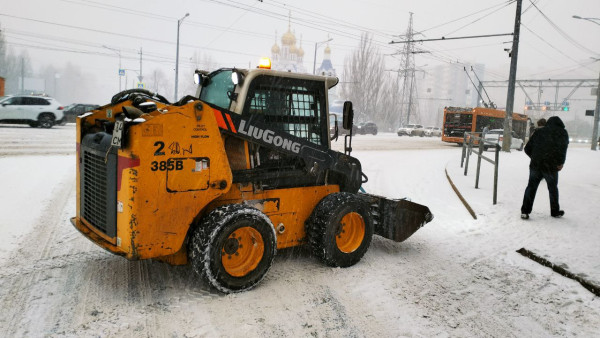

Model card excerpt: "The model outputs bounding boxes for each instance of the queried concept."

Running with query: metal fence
[460,132,501,205]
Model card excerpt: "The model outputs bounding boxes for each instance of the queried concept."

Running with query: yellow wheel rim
[336,212,365,253]
[221,226,265,277]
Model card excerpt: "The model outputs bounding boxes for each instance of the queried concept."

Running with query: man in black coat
[520,116,569,219]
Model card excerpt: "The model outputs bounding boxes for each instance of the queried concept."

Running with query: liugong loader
[71,60,433,293]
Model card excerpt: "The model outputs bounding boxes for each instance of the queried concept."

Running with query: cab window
[243,75,326,146]
[199,69,235,110]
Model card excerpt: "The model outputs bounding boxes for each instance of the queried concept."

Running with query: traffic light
[562,106,569,111]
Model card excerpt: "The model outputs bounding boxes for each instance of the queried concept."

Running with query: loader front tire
[188,204,277,293]
[307,192,373,268]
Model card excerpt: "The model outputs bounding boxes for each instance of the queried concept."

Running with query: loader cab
[196,67,339,149]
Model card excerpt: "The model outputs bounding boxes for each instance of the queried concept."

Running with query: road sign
[137,76,144,82]
[119,69,125,76]
[137,82,145,88]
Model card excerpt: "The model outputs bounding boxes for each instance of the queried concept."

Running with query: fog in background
[0,0,598,135]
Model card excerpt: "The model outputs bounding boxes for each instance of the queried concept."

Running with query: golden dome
[297,46,304,57]
[271,43,280,54]
[324,45,331,54]
[281,29,296,45]
[290,45,298,54]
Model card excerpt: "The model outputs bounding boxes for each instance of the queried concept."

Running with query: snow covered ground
[0,126,599,337]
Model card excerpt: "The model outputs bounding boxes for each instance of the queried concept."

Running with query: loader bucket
[359,194,433,242]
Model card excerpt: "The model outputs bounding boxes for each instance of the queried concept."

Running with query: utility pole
[396,12,420,128]
[592,71,600,150]
[137,48,144,88]
[502,0,522,152]
[20,58,24,93]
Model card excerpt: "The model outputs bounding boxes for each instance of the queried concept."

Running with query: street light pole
[175,13,190,102]
[313,38,333,75]
[102,45,122,92]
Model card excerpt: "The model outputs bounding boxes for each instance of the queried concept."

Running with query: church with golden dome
[270,21,307,73]
[315,43,336,77]
[270,16,337,76]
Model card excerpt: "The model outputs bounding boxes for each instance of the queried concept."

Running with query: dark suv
[356,122,378,135]
[62,104,100,123]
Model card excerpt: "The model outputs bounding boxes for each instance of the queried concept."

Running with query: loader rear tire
[188,204,277,293]
[307,192,373,268]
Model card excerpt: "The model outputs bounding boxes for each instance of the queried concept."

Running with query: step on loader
[71,62,433,293]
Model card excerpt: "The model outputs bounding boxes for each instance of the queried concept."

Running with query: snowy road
[1,125,599,337]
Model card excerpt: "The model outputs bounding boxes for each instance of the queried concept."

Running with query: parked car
[356,122,378,135]
[0,95,65,128]
[424,126,442,137]
[397,124,424,137]
[483,129,524,151]
[62,103,100,123]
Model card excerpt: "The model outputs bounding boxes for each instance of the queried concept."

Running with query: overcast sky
[0,0,599,102]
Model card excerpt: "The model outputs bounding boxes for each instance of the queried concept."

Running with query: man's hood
[546,116,565,129]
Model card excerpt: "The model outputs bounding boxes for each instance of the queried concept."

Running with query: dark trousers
[521,168,560,215]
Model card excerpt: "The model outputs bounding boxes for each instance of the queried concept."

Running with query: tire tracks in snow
[0,172,74,336]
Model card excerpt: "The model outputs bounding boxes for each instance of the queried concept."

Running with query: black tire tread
[188,204,276,293]
[307,192,373,268]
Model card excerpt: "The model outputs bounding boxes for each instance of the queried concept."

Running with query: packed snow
[0,126,599,337]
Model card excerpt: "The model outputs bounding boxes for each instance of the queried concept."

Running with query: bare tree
[147,68,173,100]
[0,25,8,79]
[181,51,217,97]
[379,72,403,131]
[340,33,387,124]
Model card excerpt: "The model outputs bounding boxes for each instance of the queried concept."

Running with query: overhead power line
[419,0,515,34]
[390,33,513,44]
[520,23,596,71]
[527,0,599,55]
[443,0,516,37]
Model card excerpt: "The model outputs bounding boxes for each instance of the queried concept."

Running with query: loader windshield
[199,69,235,110]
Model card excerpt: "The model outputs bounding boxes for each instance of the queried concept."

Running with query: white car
[423,126,442,137]
[397,124,424,137]
[0,95,65,128]
[483,129,524,151]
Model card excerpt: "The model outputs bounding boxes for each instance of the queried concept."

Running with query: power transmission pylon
[395,13,421,128]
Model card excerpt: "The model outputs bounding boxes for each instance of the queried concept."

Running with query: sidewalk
[445,146,600,286]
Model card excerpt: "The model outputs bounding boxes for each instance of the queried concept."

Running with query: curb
[445,166,477,220]
[517,248,600,297]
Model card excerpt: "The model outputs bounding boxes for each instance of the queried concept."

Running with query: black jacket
[524,116,569,172]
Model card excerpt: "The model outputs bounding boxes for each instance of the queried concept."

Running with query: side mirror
[342,101,353,130]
